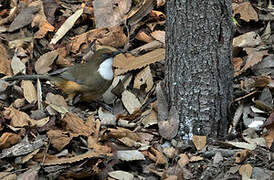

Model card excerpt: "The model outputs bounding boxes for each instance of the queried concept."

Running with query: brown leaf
[233,2,258,22]
[8,5,40,32]
[0,43,12,75]
[21,80,37,104]
[178,153,190,168]
[114,48,165,75]
[0,132,21,149]
[134,66,154,92]
[151,30,165,44]
[3,107,31,127]
[233,31,261,48]
[87,136,111,153]
[61,112,94,136]
[136,30,153,43]
[234,149,250,163]
[236,48,268,76]
[239,164,253,178]
[43,151,112,166]
[192,135,207,151]
[47,130,73,151]
[35,50,59,74]
[93,0,128,28]
[121,90,142,114]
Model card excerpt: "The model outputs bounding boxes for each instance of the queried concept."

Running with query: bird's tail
[3,74,51,81]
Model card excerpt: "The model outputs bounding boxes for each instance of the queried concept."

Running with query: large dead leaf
[233,2,258,22]
[3,107,32,127]
[93,0,130,28]
[114,48,165,75]
[235,48,268,76]
[233,31,261,48]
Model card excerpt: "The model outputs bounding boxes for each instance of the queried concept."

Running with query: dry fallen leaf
[50,8,83,44]
[0,132,21,149]
[192,135,207,151]
[11,54,26,75]
[233,31,261,48]
[108,170,134,180]
[134,66,154,92]
[3,107,32,127]
[239,164,253,178]
[46,129,74,151]
[0,43,12,75]
[178,153,190,168]
[35,50,59,74]
[151,30,165,44]
[114,48,165,75]
[61,112,94,136]
[121,90,142,114]
[233,2,258,22]
[117,150,145,161]
[21,80,37,104]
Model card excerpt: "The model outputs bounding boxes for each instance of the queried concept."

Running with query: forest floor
[0,0,273,179]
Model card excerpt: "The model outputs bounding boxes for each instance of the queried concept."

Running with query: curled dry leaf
[0,132,21,149]
[136,30,154,43]
[97,25,127,47]
[46,130,74,151]
[21,80,37,104]
[3,107,31,127]
[234,149,250,163]
[61,112,94,136]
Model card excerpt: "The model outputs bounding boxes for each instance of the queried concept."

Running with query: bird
[5,48,121,103]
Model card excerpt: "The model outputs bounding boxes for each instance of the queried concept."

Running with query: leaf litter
[0,0,273,179]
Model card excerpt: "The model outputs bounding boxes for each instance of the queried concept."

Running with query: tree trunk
[165,0,233,139]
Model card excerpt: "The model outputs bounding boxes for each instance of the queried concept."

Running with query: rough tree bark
[165,1,233,139]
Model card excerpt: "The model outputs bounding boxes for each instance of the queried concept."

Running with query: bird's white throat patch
[97,57,113,80]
